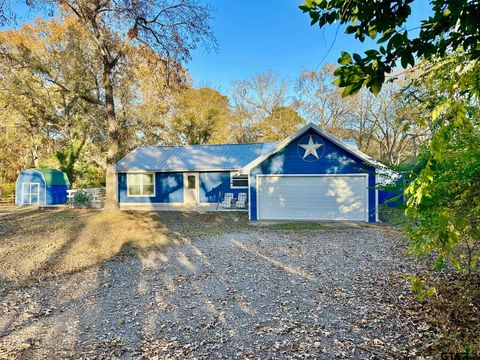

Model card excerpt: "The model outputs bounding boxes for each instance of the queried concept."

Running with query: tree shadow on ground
[74,243,145,358]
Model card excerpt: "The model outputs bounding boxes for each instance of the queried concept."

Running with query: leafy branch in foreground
[300,0,480,96]
[403,52,480,275]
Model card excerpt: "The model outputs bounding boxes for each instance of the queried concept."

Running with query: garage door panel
[257,175,367,221]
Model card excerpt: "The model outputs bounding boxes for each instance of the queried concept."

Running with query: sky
[188,0,432,93]
[4,0,432,94]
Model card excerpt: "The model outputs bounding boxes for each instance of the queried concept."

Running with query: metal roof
[342,139,358,150]
[116,143,277,172]
[35,169,70,186]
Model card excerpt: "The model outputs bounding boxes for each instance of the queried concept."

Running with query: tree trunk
[103,63,120,211]
[32,143,39,168]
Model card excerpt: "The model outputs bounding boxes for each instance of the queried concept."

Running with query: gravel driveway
[0,224,423,359]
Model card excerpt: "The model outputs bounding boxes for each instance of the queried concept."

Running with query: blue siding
[379,188,404,208]
[199,172,248,203]
[16,170,46,206]
[118,172,184,203]
[249,129,377,221]
[118,171,248,205]
[16,171,69,206]
[46,185,69,205]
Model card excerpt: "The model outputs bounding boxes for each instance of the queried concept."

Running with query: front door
[22,182,40,205]
[184,173,199,205]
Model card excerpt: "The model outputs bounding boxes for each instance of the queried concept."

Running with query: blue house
[16,169,70,206]
[116,123,382,222]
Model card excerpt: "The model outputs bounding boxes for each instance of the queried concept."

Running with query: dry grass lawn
[0,207,247,292]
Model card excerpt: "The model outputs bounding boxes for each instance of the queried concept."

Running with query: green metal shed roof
[37,169,70,186]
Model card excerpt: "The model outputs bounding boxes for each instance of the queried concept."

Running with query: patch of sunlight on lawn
[58,211,171,274]
[0,210,170,290]
[0,209,248,291]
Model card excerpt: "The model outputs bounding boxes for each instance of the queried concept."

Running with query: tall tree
[27,0,215,210]
[114,44,180,153]
[0,17,103,182]
[0,16,184,186]
[255,107,305,142]
[232,70,290,121]
[295,64,352,130]
[404,54,480,274]
[169,87,232,145]
[231,70,292,142]
[369,85,428,165]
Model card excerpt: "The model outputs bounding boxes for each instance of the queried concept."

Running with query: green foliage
[301,0,480,277]
[405,121,480,274]
[300,0,480,95]
[407,274,437,300]
[0,183,15,197]
[169,87,232,145]
[401,52,480,274]
[255,106,306,141]
[56,137,88,184]
[72,189,92,205]
[73,156,105,188]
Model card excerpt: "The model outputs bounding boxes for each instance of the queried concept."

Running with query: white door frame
[256,173,369,222]
[21,182,40,205]
[183,173,199,205]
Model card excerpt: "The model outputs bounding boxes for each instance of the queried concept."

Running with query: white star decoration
[299,136,323,159]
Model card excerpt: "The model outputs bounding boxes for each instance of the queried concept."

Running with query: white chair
[236,193,247,209]
[221,193,234,208]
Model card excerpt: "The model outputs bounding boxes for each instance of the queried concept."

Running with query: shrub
[0,183,15,197]
[72,189,92,205]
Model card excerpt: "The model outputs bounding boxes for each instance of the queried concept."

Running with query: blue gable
[249,129,377,222]
[252,130,369,174]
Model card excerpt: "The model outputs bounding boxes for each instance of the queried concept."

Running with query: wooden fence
[0,194,15,207]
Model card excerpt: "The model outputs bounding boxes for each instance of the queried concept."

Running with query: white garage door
[257,175,368,221]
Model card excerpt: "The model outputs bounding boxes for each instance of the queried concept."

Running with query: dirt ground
[0,209,437,359]
[0,208,246,292]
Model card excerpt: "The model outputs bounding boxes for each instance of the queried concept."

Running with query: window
[127,173,155,197]
[187,175,196,189]
[230,173,248,188]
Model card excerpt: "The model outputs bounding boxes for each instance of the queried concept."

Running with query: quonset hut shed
[16,169,70,206]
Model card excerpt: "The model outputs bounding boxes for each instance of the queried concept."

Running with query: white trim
[21,182,41,205]
[255,174,259,221]
[256,174,368,177]
[230,172,248,189]
[240,123,377,174]
[255,173,369,222]
[17,169,47,206]
[15,171,20,205]
[119,202,247,212]
[375,169,379,222]
[126,172,156,197]
[365,174,370,222]
[21,182,27,205]
[248,173,253,220]
[183,172,200,205]
[117,168,242,174]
